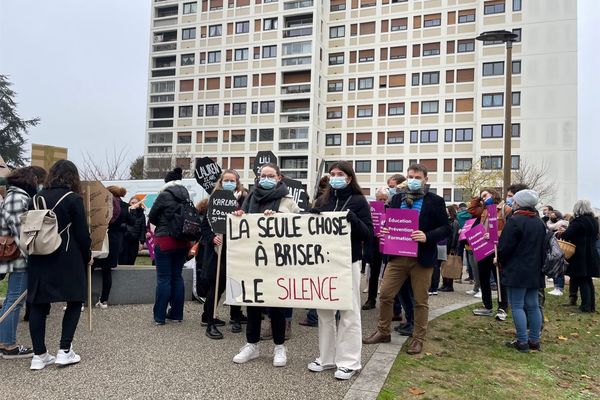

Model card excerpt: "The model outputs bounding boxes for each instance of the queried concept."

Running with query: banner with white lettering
[225,212,353,310]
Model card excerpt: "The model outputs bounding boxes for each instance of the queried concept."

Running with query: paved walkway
[2,279,477,400]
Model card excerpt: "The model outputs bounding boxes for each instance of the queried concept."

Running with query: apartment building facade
[145,0,577,210]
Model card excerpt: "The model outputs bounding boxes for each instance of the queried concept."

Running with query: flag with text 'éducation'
[225,212,353,310]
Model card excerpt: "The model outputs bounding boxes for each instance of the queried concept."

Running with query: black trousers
[29,302,82,355]
[202,265,242,324]
[571,277,596,312]
[478,255,508,311]
[367,247,383,302]
[100,267,112,303]
[430,260,442,292]
[119,238,139,265]
[246,306,285,345]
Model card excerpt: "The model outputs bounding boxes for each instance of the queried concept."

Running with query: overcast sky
[0,0,598,206]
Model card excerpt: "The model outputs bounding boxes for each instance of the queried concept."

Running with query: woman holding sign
[308,161,373,380]
[232,163,300,367]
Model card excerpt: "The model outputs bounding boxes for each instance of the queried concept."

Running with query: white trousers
[316,260,362,370]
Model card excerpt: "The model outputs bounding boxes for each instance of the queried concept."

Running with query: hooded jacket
[148,181,191,237]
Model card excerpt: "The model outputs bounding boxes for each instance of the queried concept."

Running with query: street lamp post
[476,30,518,196]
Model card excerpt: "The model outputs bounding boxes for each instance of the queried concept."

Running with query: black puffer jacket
[148,183,190,237]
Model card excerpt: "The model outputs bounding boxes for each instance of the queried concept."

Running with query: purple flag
[458,218,476,241]
[369,201,385,236]
[486,205,499,244]
[383,209,419,258]
[465,224,495,262]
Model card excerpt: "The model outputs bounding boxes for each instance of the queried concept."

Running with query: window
[205,104,219,116]
[329,26,345,38]
[420,130,438,143]
[457,39,474,53]
[280,128,308,140]
[356,133,371,145]
[209,25,222,37]
[445,129,453,142]
[388,103,405,116]
[389,46,407,60]
[149,132,173,144]
[483,61,504,76]
[512,60,521,74]
[329,53,344,65]
[207,51,221,63]
[512,28,522,42]
[412,73,419,86]
[231,131,245,142]
[234,48,248,61]
[410,130,418,143]
[177,132,192,144]
[482,93,504,107]
[355,160,371,173]
[151,81,175,93]
[513,0,522,11]
[453,188,468,202]
[282,41,311,55]
[481,156,503,170]
[357,106,373,118]
[511,155,520,170]
[445,99,454,113]
[183,2,197,14]
[233,76,247,88]
[455,158,472,171]
[423,15,441,27]
[326,134,341,146]
[482,124,503,138]
[422,71,439,85]
[328,81,343,92]
[232,103,246,115]
[327,108,342,119]
[259,129,274,141]
[458,11,475,23]
[358,50,374,62]
[236,21,250,34]
[182,28,196,40]
[390,18,408,31]
[181,54,195,65]
[511,123,520,137]
[387,131,403,144]
[260,101,275,113]
[422,43,440,56]
[263,18,278,31]
[179,105,193,118]
[456,128,473,142]
[330,0,346,11]
[387,160,404,172]
[262,45,277,58]
[512,91,521,106]
[421,101,439,114]
[484,1,505,15]
[358,77,373,90]
[197,105,204,116]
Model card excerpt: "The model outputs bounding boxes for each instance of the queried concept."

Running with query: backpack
[19,192,73,256]
[165,188,202,242]
[542,230,568,279]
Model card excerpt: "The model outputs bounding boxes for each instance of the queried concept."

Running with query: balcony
[155,6,178,18]
[283,14,313,38]
[281,56,311,66]
[281,84,311,94]
[152,69,176,77]
[283,0,313,10]
[283,26,313,38]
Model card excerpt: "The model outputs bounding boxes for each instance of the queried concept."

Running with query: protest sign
[458,218,476,241]
[252,151,277,177]
[369,201,385,236]
[206,190,238,235]
[464,224,495,261]
[194,157,222,194]
[226,212,353,310]
[282,177,310,212]
[486,205,499,244]
[81,181,113,254]
[31,144,68,171]
[382,209,419,257]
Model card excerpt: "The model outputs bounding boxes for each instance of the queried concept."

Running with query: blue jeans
[153,246,187,324]
[553,274,565,289]
[507,287,542,343]
[0,271,28,346]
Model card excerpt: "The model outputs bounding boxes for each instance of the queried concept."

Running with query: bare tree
[80,146,131,181]
[129,156,144,180]
[454,160,503,199]
[512,159,557,204]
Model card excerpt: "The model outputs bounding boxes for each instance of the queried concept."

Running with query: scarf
[243,182,289,214]
[513,208,537,218]
[400,187,425,208]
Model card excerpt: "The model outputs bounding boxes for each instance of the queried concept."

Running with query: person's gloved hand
[346,210,359,224]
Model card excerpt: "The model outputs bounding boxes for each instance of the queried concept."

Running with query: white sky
[0,0,598,206]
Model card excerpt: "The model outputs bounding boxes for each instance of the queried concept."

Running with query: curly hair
[45,160,82,194]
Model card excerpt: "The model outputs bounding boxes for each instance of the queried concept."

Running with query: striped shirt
[401,198,423,212]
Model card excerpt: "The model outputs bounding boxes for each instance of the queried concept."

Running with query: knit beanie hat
[164,167,183,183]
[513,189,539,208]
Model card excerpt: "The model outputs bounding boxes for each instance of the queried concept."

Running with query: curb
[344,298,480,400]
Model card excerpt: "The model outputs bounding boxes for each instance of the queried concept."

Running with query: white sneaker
[307,359,336,372]
[63,305,85,311]
[273,345,287,367]
[233,343,259,364]
[495,308,508,321]
[548,288,564,296]
[466,290,477,295]
[55,347,81,367]
[362,288,368,293]
[30,352,56,370]
[474,291,482,298]
[95,301,108,309]
[334,367,358,380]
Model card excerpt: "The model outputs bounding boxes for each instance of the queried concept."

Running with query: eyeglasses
[260,175,277,179]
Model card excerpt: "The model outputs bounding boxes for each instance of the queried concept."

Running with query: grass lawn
[135,255,153,266]
[379,284,600,400]
[0,278,7,298]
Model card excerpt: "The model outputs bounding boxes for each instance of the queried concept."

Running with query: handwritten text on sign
[225,212,353,310]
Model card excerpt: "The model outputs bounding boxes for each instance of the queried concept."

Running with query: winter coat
[0,186,30,273]
[560,215,600,278]
[447,219,460,254]
[124,207,147,243]
[94,198,135,269]
[456,209,471,229]
[148,181,191,237]
[27,187,92,303]
[317,186,373,263]
[498,210,547,288]
[388,192,451,268]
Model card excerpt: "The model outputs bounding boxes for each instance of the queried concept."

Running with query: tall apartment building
[145,0,577,210]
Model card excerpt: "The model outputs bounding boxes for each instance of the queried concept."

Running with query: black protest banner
[282,177,310,212]
[252,151,277,177]
[206,190,238,234]
[195,157,222,194]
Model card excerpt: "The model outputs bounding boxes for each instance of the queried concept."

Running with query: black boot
[231,321,242,333]
[362,299,376,310]
[205,324,224,340]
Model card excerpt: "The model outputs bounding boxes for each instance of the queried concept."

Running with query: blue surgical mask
[222,181,236,191]
[259,177,277,190]
[484,197,494,206]
[329,177,348,190]
[506,197,513,206]
[388,187,397,196]
[406,178,422,192]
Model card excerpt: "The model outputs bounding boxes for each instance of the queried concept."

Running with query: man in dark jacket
[363,164,450,355]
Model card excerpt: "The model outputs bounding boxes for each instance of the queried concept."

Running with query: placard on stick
[253,151,277,177]
[282,177,310,212]
[206,190,238,234]
[81,181,113,254]
[195,157,222,194]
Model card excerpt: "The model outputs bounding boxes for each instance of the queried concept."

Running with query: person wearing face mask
[231,163,300,368]
[363,164,450,355]
[201,170,248,339]
[306,161,373,380]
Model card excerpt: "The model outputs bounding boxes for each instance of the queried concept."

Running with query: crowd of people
[0,159,599,376]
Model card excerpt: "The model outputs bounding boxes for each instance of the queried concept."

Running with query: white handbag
[93,233,110,259]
